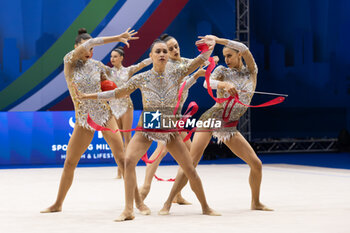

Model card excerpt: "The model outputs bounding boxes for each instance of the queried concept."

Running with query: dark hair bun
[113,46,125,56]
[160,33,170,41]
[78,28,88,35]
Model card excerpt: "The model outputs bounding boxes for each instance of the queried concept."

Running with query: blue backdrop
[248,0,350,138]
[0,110,170,167]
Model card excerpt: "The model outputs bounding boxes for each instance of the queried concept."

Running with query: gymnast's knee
[251,159,262,172]
[116,157,125,169]
[63,159,78,171]
[124,156,138,170]
[183,166,199,181]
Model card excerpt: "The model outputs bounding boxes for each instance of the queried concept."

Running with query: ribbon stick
[235,95,285,108]
[243,90,288,97]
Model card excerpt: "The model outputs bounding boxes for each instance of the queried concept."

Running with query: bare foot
[202,208,221,216]
[114,212,135,222]
[40,205,62,213]
[158,202,171,215]
[251,202,274,211]
[116,168,123,179]
[136,203,151,215]
[139,186,150,201]
[172,194,191,205]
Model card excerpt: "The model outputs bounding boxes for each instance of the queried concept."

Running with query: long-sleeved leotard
[200,40,258,143]
[64,50,111,131]
[107,59,151,119]
[100,52,211,143]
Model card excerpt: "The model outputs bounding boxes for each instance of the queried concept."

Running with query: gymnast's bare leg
[223,132,272,211]
[41,117,125,213]
[140,132,191,205]
[160,131,273,214]
[159,131,212,214]
[115,107,133,179]
[116,132,219,221]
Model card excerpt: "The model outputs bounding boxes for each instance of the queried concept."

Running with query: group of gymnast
[40,27,272,222]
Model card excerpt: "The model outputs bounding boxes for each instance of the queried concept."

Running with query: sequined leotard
[64,50,111,131]
[107,65,136,119]
[97,48,211,142]
[201,64,257,143]
[113,57,203,143]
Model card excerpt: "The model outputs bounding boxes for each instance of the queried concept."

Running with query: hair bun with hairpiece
[113,46,125,57]
[116,46,124,52]
[160,33,170,41]
[78,28,88,35]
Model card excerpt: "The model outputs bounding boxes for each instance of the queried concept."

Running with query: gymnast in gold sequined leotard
[138,34,218,205]
[159,36,273,214]
[40,28,151,215]
[106,47,152,179]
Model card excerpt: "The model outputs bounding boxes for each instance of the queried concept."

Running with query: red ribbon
[173,81,187,116]
[87,43,286,182]
[154,174,175,182]
[141,153,162,164]
[198,44,285,122]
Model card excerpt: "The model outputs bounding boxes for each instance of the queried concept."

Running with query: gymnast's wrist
[81,93,90,100]
[115,35,122,42]
[216,37,225,45]
[217,81,227,89]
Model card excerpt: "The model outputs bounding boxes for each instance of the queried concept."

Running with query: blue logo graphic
[143,111,161,129]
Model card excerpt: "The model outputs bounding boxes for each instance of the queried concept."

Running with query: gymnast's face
[75,39,93,61]
[166,38,181,60]
[223,47,241,69]
[150,43,169,67]
[110,51,123,67]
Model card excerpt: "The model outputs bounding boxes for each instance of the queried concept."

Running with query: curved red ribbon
[154,174,175,182]
[87,43,286,182]
[173,80,187,116]
[141,153,162,164]
[198,45,285,123]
